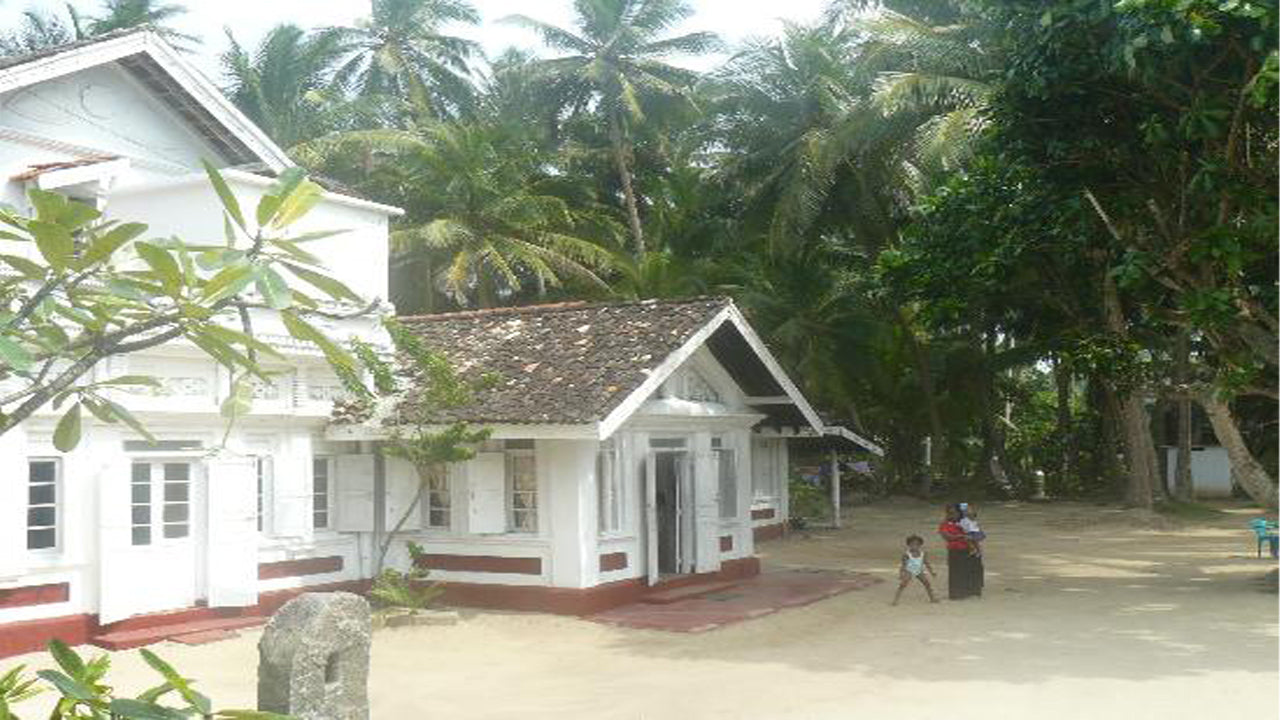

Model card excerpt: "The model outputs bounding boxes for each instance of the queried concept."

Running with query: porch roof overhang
[754,424,885,456]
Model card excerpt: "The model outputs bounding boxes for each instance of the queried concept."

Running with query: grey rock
[258,592,371,720]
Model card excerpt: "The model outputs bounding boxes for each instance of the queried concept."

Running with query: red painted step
[169,628,241,646]
[640,581,740,605]
[91,616,265,651]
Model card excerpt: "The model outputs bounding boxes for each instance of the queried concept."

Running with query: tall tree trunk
[1172,333,1194,501]
[1197,391,1278,509]
[1054,356,1074,489]
[609,111,645,256]
[899,310,944,496]
[1101,261,1158,508]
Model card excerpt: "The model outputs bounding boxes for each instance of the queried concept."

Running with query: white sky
[2,0,829,79]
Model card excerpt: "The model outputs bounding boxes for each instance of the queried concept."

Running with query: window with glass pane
[27,460,58,550]
[426,473,450,529]
[507,453,537,532]
[131,462,152,546]
[162,463,190,539]
[312,457,330,529]
[596,444,621,535]
[714,439,738,519]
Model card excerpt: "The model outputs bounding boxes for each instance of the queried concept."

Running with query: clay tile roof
[395,297,733,425]
[10,155,121,181]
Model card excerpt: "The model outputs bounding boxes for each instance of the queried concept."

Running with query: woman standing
[938,504,975,599]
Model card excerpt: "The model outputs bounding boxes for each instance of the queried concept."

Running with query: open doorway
[650,447,695,578]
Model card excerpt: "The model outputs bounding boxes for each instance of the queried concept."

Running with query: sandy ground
[7,501,1278,720]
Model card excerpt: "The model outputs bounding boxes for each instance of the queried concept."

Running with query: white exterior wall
[0,55,394,631]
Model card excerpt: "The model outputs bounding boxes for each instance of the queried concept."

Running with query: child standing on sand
[892,535,939,605]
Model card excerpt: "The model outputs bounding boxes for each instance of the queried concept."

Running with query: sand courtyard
[7,500,1277,719]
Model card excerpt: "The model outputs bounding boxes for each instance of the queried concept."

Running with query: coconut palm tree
[0,5,87,56]
[220,25,371,148]
[89,0,197,48]
[322,0,481,122]
[503,0,721,255]
[296,122,622,309]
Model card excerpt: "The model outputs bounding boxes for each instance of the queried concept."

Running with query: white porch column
[544,440,594,588]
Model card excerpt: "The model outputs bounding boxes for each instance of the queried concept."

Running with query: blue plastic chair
[1249,518,1278,558]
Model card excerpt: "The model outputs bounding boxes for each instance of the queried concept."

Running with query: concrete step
[91,616,265,651]
[640,581,740,605]
[169,628,241,646]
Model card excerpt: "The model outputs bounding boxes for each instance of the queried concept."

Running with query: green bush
[0,640,287,719]
[368,541,445,613]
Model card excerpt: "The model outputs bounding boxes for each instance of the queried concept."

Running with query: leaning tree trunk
[1100,258,1159,508]
[1197,391,1278,509]
[609,111,645,256]
[1054,356,1075,489]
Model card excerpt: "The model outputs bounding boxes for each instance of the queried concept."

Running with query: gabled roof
[391,297,825,437]
[0,29,291,170]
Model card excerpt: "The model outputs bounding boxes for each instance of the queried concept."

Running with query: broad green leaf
[281,310,355,370]
[101,399,156,442]
[255,194,282,227]
[220,376,253,419]
[52,403,82,452]
[0,336,32,372]
[269,167,307,204]
[255,266,292,309]
[201,263,256,303]
[82,222,147,266]
[268,239,323,266]
[27,190,66,224]
[82,398,115,424]
[28,220,73,270]
[108,698,188,720]
[0,253,46,279]
[281,262,364,303]
[203,160,246,232]
[35,669,93,701]
[136,682,175,704]
[271,179,322,229]
[96,375,162,388]
[288,229,348,243]
[47,640,85,678]
[202,325,285,361]
[135,243,182,295]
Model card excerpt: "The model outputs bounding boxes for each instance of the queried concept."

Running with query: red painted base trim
[753,523,786,542]
[0,614,94,659]
[0,582,70,609]
[418,554,542,575]
[599,552,628,572]
[751,508,777,520]
[258,555,344,580]
[0,579,371,660]
[436,557,762,616]
[719,535,734,552]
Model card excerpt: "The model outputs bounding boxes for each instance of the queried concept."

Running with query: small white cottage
[327,298,881,614]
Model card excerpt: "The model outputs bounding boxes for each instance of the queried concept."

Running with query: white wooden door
[644,452,659,585]
[693,449,721,574]
[99,457,202,624]
[205,454,258,607]
[468,452,507,534]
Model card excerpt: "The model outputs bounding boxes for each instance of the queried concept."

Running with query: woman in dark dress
[938,504,976,599]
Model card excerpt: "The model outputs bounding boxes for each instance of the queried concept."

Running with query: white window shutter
[467,452,506,534]
[0,427,28,580]
[272,432,313,540]
[385,456,422,532]
[694,450,721,574]
[205,454,259,607]
[335,454,376,532]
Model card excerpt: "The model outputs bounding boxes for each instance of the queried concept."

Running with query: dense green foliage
[1,0,1274,505]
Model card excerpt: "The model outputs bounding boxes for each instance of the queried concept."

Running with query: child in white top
[892,534,939,605]
[959,505,985,557]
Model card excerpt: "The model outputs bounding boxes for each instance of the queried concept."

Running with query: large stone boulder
[258,592,371,719]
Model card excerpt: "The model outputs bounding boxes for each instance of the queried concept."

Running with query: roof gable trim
[597,302,824,439]
[0,31,292,171]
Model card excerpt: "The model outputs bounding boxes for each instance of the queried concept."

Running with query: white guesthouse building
[0,31,879,657]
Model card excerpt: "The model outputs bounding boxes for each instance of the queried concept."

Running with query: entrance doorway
[649,448,693,578]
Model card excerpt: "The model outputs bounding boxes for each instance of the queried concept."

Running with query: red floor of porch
[588,568,882,633]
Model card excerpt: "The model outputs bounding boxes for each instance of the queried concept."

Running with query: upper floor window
[27,459,58,550]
